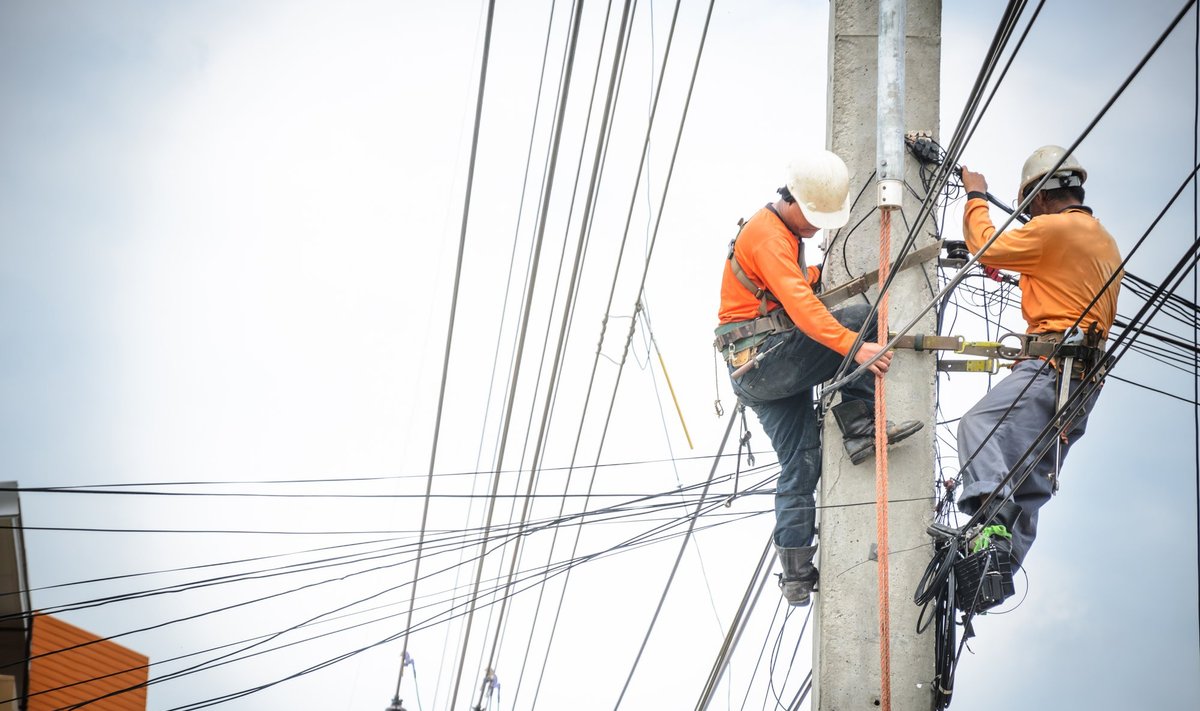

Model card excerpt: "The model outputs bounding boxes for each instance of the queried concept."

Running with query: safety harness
[891,323,1109,493]
[713,206,806,358]
[714,206,944,366]
[727,206,809,317]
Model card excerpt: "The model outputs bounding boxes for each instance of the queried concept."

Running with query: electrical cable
[828,0,1195,395]
[395,0,496,702]
[957,0,1046,153]
[436,0,570,697]
[909,8,1200,698]
[444,0,587,702]
[923,182,1200,704]
[828,0,1039,372]
[11,465,768,672]
[478,1,644,702]
[636,301,726,631]
[508,2,648,703]
[5,450,763,493]
[28,485,763,706]
[786,669,813,711]
[527,0,718,701]
[471,0,645,701]
[53,472,779,710]
[694,536,774,710]
[1194,0,1200,659]
[17,475,945,710]
[579,2,722,703]
[1106,373,1198,406]
[442,0,606,693]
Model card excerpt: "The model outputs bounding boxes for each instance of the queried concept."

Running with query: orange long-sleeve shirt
[963,197,1122,335]
[717,207,858,355]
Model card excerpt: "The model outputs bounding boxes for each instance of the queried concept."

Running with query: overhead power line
[827,0,1197,395]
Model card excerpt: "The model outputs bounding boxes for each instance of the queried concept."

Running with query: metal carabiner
[996,331,1033,360]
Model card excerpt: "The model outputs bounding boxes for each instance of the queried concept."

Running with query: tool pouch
[728,345,759,368]
[1034,329,1102,380]
[714,310,793,368]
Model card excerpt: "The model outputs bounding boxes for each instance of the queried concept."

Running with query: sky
[0,1,1198,710]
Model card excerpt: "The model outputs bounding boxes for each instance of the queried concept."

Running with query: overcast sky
[1,1,1198,710]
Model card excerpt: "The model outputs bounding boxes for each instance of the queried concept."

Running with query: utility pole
[815,1,940,709]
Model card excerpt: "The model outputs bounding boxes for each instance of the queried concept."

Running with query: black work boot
[830,399,924,466]
[776,545,819,606]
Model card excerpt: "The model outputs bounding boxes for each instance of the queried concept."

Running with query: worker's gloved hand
[982,265,1004,282]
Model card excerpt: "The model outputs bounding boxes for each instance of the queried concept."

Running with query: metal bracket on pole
[888,332,1011,374]
[937,359,1001,374]
[878,179,904,209]
[818,241,942,309]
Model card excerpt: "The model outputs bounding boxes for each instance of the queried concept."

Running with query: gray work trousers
[956,359,1102,566]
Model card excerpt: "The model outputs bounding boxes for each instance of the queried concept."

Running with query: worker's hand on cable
[960,166,988,194]
[982,265,1004,282]
[854,341,892,377]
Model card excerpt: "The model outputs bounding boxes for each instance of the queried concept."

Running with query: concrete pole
[815,1,940,710]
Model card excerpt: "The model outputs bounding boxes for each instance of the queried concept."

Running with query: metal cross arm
[817,241,943,310]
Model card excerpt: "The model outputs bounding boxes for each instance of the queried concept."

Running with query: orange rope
[875,209,893,711]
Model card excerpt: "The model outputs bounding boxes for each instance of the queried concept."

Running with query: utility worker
[957,145,1121,570]
[714,149,922,606]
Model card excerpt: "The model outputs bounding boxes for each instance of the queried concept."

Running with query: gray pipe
[877,0,905,209]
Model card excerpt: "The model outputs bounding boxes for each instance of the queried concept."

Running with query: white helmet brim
[797,200,850,230]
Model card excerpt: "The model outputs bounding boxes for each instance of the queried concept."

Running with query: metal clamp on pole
[889,333,964,352]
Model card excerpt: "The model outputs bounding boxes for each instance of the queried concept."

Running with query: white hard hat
[1019,145,1087,199]
[785,150,851,229]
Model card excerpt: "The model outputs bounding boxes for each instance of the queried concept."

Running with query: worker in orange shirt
[956,146,1121,572]
[715,149,922,606]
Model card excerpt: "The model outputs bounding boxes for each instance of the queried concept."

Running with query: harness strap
[1025,324,1106,375]
[728,223,775,317]
[713,309,794,351]
[727,207,807,317]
